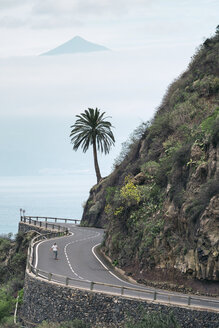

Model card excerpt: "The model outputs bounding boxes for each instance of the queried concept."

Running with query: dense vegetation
[82,28,219,292]
[0,232,31,326]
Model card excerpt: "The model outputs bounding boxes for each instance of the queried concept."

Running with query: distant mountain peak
[41,36,109,56]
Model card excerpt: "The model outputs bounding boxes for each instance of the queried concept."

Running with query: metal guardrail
[20,216,69,233]
[24,222,219,312]
[20,208,81,226]
[23,215,80,225]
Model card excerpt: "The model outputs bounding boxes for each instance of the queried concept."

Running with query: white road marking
[64,231,101,281]
[92,243,148,288]
[35,240,45,269]
[34,231,74,269]
[31,227,219,311]
[35,229,140,289]
[35,228,136,287]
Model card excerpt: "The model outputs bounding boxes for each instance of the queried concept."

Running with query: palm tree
[70,108,115,183]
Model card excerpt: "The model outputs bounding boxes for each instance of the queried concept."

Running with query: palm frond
[70,108,115,154]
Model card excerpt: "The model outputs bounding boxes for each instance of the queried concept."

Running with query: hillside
[0,232,32,325]
[81,29,219,294]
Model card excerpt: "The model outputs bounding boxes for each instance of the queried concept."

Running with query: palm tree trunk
[92,138,102,183]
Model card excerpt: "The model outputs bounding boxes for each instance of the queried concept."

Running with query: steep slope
[41,36,109,56]
[81,29,219,293]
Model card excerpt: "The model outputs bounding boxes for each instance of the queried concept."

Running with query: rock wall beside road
[19,222,50,234]
[19,273,219,328]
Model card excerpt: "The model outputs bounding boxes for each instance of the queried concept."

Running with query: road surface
[33,224,219,311]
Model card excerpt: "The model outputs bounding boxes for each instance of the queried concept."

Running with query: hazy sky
[0,0,218,56]
[0,0,218,177]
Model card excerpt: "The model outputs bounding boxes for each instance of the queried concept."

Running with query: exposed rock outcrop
[81,30,219,291]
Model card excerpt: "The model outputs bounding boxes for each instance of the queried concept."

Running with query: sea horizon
[0,174,96,236]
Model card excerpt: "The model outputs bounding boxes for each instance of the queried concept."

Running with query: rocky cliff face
[81,30,219,292]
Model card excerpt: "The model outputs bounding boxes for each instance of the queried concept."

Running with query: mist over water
[0,175,96,235]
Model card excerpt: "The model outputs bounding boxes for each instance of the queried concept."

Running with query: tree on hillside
[70,108,115,183]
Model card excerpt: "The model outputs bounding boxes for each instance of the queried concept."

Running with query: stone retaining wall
[19,273,219,328]
[18,221,66,236]
[19,222,52,235]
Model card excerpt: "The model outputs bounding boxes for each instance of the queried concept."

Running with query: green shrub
[169,185,185,209]
[0,238,12,260]
[201,107,219,133]
[105,186,118,203]
[201,107,219,147]
[7,277,24,296]
[141,161,160,180]
[139,218,164,250]
[113,122,148,167]
[193,76,219,97]
[155,158,170,187]
[111,232,121,251]
[172,144,191,168]
[141,159,170,188]
[186,179,219,222]
[211,116,219,147]
[10,253,27,270]
[126,311,181,328]
[0,300,11,323]
[0,289,14,323]
[147,113,173,143]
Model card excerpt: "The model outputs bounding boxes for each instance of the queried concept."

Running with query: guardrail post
[23,210,26,222]
[121,287,124,295]
[29,218,31,224]
[66,277,69,286]
[55,218,57,223]
[188,296,191,306]
[90,282,94,290]
[40,221,42,227]
[46,223,48,229]
[153,291,157,301]
[48,273,52,281]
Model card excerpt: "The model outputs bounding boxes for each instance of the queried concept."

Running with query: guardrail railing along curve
[22,214,219,312]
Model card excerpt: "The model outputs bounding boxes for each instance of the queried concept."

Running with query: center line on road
[64,232,100,281]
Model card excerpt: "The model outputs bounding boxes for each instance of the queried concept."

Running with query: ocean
[0,174,96,235]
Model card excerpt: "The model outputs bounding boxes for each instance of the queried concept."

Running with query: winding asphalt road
[34,224,219,312]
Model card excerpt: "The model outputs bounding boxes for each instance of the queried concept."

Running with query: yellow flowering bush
[120,176,141,206]
[104,204,113,215]
[114,206,124,216]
